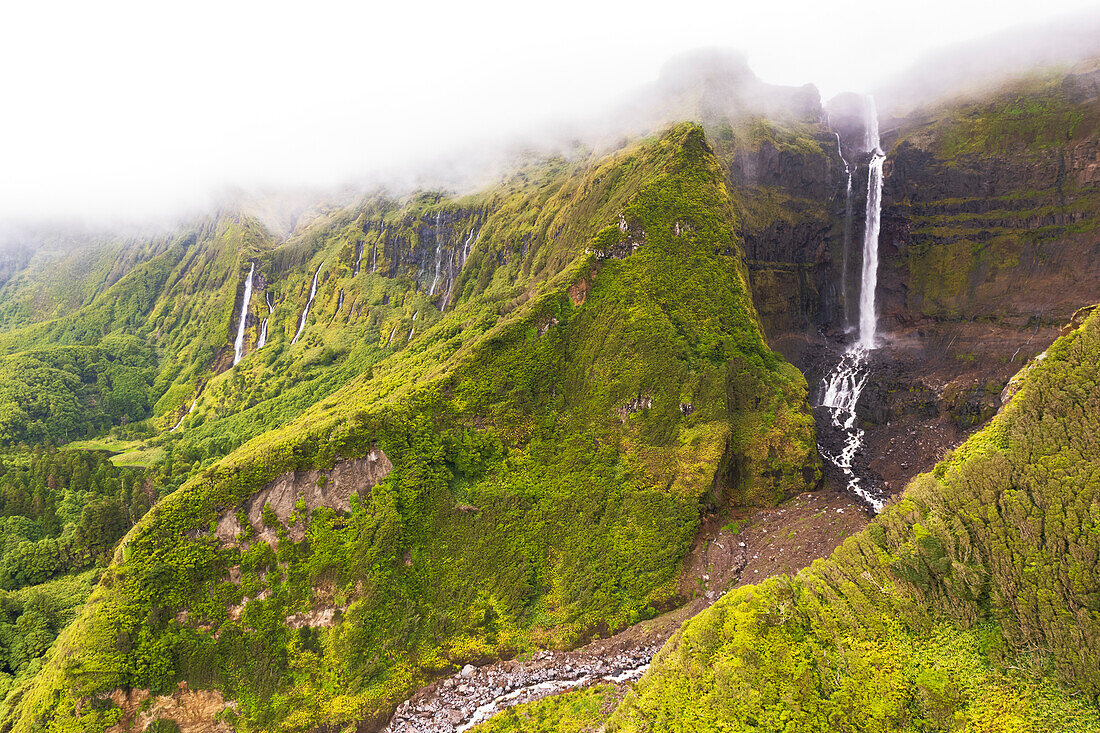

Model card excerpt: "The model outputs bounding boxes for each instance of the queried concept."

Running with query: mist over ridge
[2,2,1099,235]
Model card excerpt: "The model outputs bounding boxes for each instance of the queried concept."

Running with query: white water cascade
[372,240,378,273]
[291,262,323,345]
[859,95,885,350]
[232,263,255,366]
[428,212,445,296]
[354,242,364,276]
[461,227,477,264]
[170,397,198,433]
[819,95,886,513]
[257,291,274,349]
[442,227,479,311]
[453,663,651,733]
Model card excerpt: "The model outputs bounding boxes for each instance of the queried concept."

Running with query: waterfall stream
[291,263,323,345]
[354,242,364,276]
[453,663,651,733]
[232,263,255,366]
[257,291,275,349]
[429,212,444,296]
[859,96,884,351]
[820,95,886,512]
[441,227,478,311]
[170,397,198,433]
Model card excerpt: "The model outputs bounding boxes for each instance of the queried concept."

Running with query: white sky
[2,0,1098,225]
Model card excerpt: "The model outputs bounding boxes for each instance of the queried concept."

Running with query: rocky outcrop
[213,449,392,545]
[613,394,653,422]
[102,685,234,733]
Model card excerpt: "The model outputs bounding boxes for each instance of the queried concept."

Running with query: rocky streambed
[384,644,659,733]
[382,489,870,732]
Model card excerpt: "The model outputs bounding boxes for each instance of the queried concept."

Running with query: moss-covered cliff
[881,65,1100,329]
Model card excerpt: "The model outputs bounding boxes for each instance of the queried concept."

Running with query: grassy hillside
[0,124,820,732]
[607,305,1100,731]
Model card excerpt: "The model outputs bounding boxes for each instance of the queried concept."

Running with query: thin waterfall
[232,263,255,366]
[428,211,444,296]
[354,242,364,276]
[257,290,274,349]
[170,396,199,433]
[336,289,344,314]
[291,262,323,345]
[817,94,886,513]
[372,240,378,273]
[461,227,477,264]
[443,226,478,311]
[834,132,854,329]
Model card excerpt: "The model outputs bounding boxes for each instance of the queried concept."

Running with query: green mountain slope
[0,233,173,333]
[607,305,1100,731]
[0,124,819,732]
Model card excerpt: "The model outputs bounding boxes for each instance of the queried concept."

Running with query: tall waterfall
[859,95,885,350]
[819,94,886,512]
[232,263,255,366]
[354,242,364,276]
[257,290,274,349]
[291,262,323,345]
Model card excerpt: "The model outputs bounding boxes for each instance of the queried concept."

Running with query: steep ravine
[382,489,868,733]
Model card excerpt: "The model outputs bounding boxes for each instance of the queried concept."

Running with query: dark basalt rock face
[718,128,854,365]
[351,205,488,310]
[720,66,1100,502]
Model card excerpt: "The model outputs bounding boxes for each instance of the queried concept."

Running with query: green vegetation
[0,336,155,446]
[1,61,1094,733]
[0,124,819,733]
[607,306,1100,731]
[0,571,99,705]
[934,75,1095,157]
[471,684,616,733]
[0,448,145,590]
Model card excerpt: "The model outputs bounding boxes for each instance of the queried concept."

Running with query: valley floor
[386,487,869,733]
